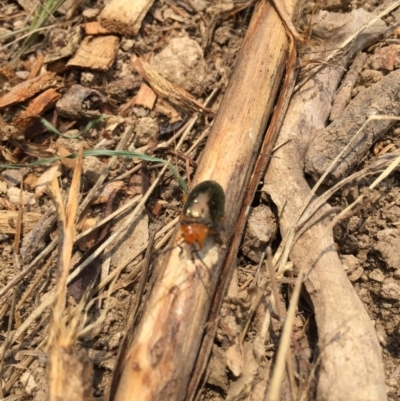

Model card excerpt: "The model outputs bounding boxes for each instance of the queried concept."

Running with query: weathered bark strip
[329,51,367,122]
[264,8,387,401]
[111,0,297,400]
[306,69,400,184]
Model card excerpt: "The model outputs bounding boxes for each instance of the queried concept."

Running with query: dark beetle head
[182,180,225,229]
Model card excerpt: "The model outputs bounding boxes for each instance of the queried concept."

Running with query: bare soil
[1,0,400,400]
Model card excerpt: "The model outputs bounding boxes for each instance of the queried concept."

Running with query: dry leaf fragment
[3,168,24,186]
[0,72,58,109]
[56,84,105,119]
[131,55,214,114]
[77,217,100,251]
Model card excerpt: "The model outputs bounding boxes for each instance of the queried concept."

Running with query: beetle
[179,180,225,250]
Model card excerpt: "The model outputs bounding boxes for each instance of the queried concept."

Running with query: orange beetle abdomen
[180,222,210,249]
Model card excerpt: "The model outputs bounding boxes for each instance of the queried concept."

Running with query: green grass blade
[39,115,108,139]
[0,149,189,194]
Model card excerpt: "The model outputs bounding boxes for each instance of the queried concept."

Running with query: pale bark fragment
[135,83,157,109]
[99,0,154,36]
[67,36,120,71]
[82,21,111,35]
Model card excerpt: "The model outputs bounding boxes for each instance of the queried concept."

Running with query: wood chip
[67,35,120,71]
[12,88,61,132]
[131,55,213,114]
[28,54,45,79]
[0,72,57,109]
[82,21,111,35]
[0,210,42,234]
[57,145,76,170]
[135,83,157,109]
[119,96,137,117]
[99,0,154,36]
[24,173,38,189]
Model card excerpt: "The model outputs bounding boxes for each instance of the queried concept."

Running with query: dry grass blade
[11,0,66,63]
[46,147,93,401]
[267,267,304,401]
[12,180,24,254]
[67,163,168,286]
[273,115,383,272]
[298,116,400,235]
[0,124,135,301]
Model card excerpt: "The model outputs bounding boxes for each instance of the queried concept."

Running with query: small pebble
[369,269,385,282]
[380,281,400,301]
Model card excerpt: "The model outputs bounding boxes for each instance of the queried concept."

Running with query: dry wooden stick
[111,0,299,400]
[187,32,298,401]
